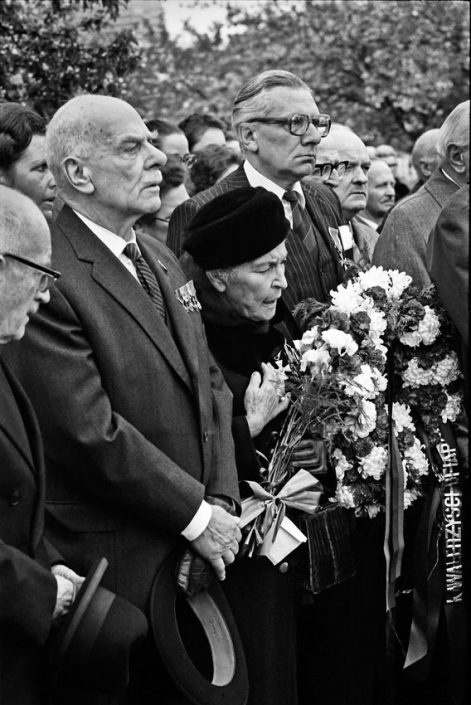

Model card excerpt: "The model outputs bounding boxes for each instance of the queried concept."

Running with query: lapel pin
[158,259,168,273]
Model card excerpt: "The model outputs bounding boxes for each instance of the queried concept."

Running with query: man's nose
[47,169,56,189]
[36,289,50,305]
[353,166,368,183]
[148,142,167,168]
[302,123,322,146]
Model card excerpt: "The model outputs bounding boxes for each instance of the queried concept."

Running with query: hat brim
[47,557,109,691]
[150,551,248,705]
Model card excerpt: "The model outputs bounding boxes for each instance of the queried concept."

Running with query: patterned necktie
[283,190,318,256]
[124,242,167,322]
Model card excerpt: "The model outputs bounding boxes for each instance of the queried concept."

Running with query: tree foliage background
[1,0,469,149]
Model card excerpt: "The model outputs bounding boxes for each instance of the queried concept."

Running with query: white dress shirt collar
[243,160,305,226]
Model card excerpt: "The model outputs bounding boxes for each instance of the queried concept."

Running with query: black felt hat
[150,550,249,705]
[47,558,148,696]
[183,186,289,270]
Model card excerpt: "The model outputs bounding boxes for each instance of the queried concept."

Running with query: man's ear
[206,270,227,292]
[237,123,259,154]
[419,158,433,179]
[0,167,12,186]
[446,143,467,176]
[62,157,95,194]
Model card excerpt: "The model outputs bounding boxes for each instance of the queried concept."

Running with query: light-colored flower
[441,392,462,423]
[330,281,363,314]
[400,305,441,347]
[358,266,390,293]
[391,402,415,432]
[300,346,331,374]
[332,449,352,481]
[403,438,429,476]
[388,270,412,299]
[321,329,358,356]
[335,484,356,509]
[346,399,377,438]
[359,445,388,480]
[343,364,377,399]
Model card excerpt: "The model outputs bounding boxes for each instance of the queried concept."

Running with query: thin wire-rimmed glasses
[2,252,61,292]
[181,153,197,168]
[244,113,331,138]
[313,160,350,179]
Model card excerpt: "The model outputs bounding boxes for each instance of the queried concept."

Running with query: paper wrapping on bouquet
[239,469,323,564]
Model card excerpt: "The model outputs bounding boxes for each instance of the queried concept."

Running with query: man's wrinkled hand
[51,565,85,619]
[190,505,242,581]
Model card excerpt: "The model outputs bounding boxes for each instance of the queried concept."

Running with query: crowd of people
[0,68,468,705]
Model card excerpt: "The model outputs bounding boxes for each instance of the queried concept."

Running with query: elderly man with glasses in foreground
[168,69,344,314]
[0,186,85,705]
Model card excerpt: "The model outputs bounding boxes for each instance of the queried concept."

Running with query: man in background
[373,100,469,288]
[168,69,344,312]
[356,159,396,232]
[410,128,440,193]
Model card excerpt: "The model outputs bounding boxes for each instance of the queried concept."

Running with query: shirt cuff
[181,500,212,541]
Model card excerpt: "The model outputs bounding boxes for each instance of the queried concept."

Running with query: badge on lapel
[328,226,353,270]
[175,280,202,313]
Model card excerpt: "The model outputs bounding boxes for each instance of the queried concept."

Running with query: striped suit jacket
[168,166,344,311]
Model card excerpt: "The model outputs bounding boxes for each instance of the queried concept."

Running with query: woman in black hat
[182,186,303,705]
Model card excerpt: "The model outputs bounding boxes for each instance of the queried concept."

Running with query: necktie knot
[124,242,167,321]
[124,241,141,263]
[283,190,300,206]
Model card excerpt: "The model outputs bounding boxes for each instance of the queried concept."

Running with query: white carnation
[335,483,356,509]
[441,392,462,423]
[400,306,441,347]
[403,438,429,476]
[300,346,331,374]
[330,281,363,314]
[332,449,352,481]
[391,402,415,432]
[388,270,412,299]
[357,266,390,293]
[321,329,358,356]
[359,445,388,480]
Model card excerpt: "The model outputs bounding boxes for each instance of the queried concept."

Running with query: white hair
[436,100,469,160]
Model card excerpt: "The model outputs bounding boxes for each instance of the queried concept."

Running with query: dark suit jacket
[351,216,379,264]
[168,165,344,310]
[426,185,469,408]
[372,169,459,287]
[0,356,58,705]
[5,205,239,613]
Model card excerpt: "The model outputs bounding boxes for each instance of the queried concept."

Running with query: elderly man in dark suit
[373,100,469,287]
[0,186,84,704]
[168,69,344,312]
[5,95,241,705]
[307,124,380,264]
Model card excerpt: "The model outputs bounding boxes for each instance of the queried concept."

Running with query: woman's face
[218,241,288,322]
[5,135,56,222]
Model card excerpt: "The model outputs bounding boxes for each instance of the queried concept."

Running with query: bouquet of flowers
[240,265,463,567]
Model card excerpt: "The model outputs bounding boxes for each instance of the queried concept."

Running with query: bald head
[315,126,371,220]
[436,100,469,183]
[0,185,52,343]
[362,160,395,226]
[0,185,50,259]
[46,94,140,191]
[411,129,440,182]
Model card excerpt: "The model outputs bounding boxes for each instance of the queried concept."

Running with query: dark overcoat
[0,357,58,705]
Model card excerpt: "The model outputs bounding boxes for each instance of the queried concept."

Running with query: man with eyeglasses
[168,69,344,313]
[0,186,85,704]
[306,124,379,264]
[5,95,242,704]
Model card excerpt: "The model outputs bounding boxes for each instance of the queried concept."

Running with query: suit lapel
[0,357,35,472]
[56,208,193,391]
[423,170,458,208]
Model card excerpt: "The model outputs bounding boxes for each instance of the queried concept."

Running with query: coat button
[9,490,20,506]
[278,561,289,574]
[203,431,209,443]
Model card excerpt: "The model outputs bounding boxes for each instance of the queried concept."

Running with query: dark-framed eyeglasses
[181,153,197,168]
[313,160,350,179]
[2,252,61,292]
[244,113,331,138]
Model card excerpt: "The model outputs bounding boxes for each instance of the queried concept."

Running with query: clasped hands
[190,503,242,581]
